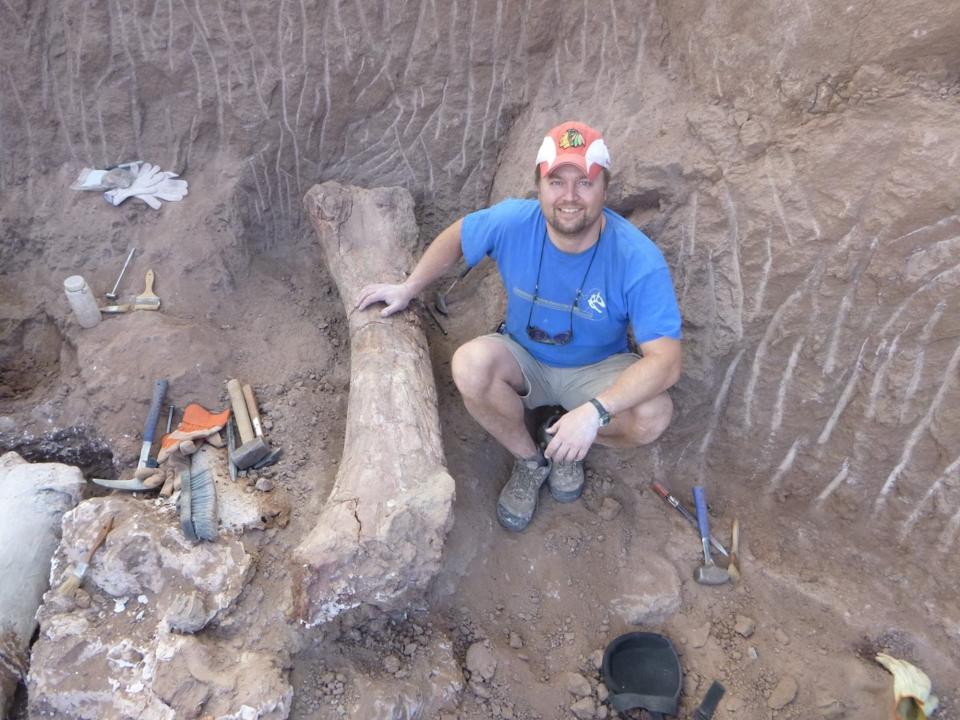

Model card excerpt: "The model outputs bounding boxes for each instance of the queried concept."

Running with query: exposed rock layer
[28,496,291,719]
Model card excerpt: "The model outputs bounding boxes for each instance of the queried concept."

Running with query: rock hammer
[226,379,270,470]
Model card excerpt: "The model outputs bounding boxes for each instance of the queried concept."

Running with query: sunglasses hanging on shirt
[526,228,601,346]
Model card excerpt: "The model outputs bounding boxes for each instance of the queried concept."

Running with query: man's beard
[546,206,599,237]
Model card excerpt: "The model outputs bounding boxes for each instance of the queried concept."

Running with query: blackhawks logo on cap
[558,128,585,150]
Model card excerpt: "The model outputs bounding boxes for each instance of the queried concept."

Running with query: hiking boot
[548,460,585,502]
[496,458,551,532]
[537,411,586,502]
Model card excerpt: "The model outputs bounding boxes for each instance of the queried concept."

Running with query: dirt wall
[1,0,959,678]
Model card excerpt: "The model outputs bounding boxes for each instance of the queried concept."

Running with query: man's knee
[620,392,674,446]
[451,339,512,399]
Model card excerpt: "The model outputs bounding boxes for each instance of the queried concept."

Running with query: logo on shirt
[586,289,606,317]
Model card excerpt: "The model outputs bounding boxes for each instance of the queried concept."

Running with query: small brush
[56,516,114,596]
[189,467,218,541]
[179,468,196,540]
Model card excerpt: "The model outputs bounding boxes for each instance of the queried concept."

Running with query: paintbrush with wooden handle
[56,516,114,596]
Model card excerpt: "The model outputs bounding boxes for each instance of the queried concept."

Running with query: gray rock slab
[0,453,84,716]
[27,496,288,719]
[610,554,682,626]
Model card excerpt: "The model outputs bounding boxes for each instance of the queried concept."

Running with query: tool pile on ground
[15,373,294,717]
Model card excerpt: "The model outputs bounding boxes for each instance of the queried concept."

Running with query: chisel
[651,481,728,557]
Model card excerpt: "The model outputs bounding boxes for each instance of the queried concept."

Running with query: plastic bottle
[63,275,101,329]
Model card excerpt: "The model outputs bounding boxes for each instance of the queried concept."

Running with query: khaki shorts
[485,332,640,411]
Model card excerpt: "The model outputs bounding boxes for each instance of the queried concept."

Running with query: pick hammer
[226,379,270,469]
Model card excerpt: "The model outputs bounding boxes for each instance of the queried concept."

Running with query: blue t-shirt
[461,198,681,367]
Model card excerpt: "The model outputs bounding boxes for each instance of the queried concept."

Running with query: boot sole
[496,503,534,532]
[549,484,583,503]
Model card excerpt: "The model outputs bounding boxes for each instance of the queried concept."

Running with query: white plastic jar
[63,275,101,329]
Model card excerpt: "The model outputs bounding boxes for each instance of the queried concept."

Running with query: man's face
[538,164,606,239]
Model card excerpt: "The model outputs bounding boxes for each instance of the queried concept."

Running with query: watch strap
[588,398,610,425]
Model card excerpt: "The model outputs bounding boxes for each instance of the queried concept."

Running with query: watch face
[590,399,610,425]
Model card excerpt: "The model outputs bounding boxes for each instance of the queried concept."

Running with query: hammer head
[694,563,730,586]
[230,437,270,470]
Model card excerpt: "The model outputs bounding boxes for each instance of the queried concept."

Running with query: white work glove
[104,162,189,209]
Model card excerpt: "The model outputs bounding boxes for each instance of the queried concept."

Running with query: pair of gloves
[135,404,230,495]
[103,162,189,210]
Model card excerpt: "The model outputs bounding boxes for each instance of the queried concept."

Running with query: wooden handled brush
[56,516,114,596]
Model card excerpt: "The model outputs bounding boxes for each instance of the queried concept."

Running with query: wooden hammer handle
[242,383,264,438]
[226,379,255,444]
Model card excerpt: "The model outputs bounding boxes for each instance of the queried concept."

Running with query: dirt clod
[767,676,799,709]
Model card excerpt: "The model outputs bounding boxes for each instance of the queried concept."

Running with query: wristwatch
[588,398,611,426]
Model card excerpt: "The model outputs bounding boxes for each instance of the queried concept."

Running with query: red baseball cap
[535,121,611,180]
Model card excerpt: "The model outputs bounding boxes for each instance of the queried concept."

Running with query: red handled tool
[651,481,728,557]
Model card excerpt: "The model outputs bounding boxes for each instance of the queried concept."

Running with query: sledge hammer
[226,379,270,469]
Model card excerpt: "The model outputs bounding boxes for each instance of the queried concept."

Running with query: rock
[470,680,491,698]
[597,497,622,520]
[739,117,769,158]
[570,696,596,719]
[589,649,604,670]
[509,632,523,649]
[255,477,274,492]
[0,452,84,717]
[767,676,799,709]
[465,642,497,682]
[724,695,745,713]
[164,592,210,634]
[734,614,755,638]
[596,683,608,702]
[383,655,401,674]
[689,621,712,648]
[611,554,682,626]
[28,496,266,719]
[562,672,592,697]
[774,628,790,645]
